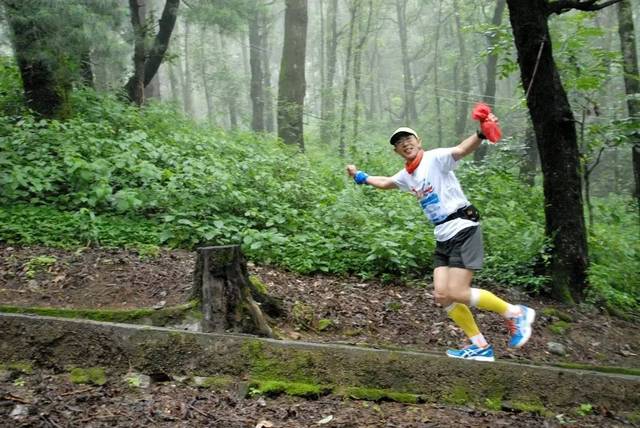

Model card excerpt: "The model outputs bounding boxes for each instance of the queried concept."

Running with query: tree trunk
[433,0,443,146]
[352,1,373,143]
[617,0,640,210]
[80,49,95,88]
[192,246,278,337]
[261,7,275,133]
[338,0,357,157]
[4,0,66,118]
[519,125,539,186]
[507,0,588,303]
[182,20,194,116]
[277,0,308,150]
[199,26,215,124]
[167,61,181,103]
[127,0,146,106]
[453,0,470,138]
[320,0,338,145]
[395,0,417,123]
[124,0,179,101]
[475,0,506,162]
[249,5,265,132]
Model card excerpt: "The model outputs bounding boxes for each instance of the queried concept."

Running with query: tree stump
[192,245,278,337]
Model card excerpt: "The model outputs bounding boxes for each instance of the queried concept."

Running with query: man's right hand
[346,165,357,177]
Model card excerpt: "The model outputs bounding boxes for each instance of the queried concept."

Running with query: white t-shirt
[391,147,478,242]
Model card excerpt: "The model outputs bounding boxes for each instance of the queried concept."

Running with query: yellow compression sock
[445,303,481,338]
[470,288,512,316]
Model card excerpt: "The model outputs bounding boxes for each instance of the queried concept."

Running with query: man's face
[393,135,421,161]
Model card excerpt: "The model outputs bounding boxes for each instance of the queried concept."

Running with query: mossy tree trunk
[192,245,281,338]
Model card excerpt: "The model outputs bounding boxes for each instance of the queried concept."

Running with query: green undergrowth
[0,78,637,313]
[0,300,198,325]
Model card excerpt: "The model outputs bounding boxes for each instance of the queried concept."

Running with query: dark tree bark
[3,0,66,118]
[249,3,265,132]
[277,0,308,150]
[506,0,621,302]
[395,0,417,123]
[124,0,179,104]
[127,0,146,106]
[192,246,281,337]
[519,125,539,186]
[617,0,640,209]
[475,0,506,162]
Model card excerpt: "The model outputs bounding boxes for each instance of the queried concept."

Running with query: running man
[346,121,535,361]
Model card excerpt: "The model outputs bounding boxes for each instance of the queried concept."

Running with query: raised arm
[346,164,397,190]
[451,133,483,161]
[451,112,499,161]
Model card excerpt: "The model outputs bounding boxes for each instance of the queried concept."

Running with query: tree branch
[547,0,622,15]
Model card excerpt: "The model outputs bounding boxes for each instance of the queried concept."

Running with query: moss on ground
[69,367,107,385]
[541,307,574,322]
[191,375,235,390]
[250,380,331,399]
[554,362,640,376]
[0,301,198,326]
[249,275,268,294]
[0,361,34,374]
[510,399,548,416]
[443,385,471,405]
[549,320,570,335]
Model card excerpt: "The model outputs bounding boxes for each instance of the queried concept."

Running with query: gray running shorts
[433,226,484,270]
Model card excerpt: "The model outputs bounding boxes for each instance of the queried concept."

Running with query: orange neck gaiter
[405,149,424,174]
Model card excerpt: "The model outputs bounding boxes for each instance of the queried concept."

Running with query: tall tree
[475,0,506,162]
[452,0,471,138]
[127,0,146,105]
[320,0,338,144]
[352,0,374,142]
[616,0,640,209]
[182,20,194,116]
[124,0,179,104]
[395,0,417,123]
[338,0,358,157]
[506,0,621,303]
[277,0,308,150]
[249,2,265,132]
[2,0,77,117]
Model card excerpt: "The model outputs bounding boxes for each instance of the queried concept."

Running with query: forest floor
[1,244,639,427]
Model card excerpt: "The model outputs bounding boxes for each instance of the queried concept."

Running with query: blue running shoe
[507,305,536,348]
[446,344,495,362]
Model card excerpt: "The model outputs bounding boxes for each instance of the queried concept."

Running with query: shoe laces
[505,318,517,335]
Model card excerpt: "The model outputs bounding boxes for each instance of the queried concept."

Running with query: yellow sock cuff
[472,288,510,315]
[446,303,480,338]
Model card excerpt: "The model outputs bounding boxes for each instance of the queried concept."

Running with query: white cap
[389,127,419,145]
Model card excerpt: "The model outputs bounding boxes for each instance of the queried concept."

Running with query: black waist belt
[434,205,480,226]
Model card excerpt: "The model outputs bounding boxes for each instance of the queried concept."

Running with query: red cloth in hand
[471,103,501,143]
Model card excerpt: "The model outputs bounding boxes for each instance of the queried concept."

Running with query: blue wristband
[354,171,369,185]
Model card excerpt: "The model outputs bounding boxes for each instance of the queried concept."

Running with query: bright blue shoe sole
[509,306,536,349]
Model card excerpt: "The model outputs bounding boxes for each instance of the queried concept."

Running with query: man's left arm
[451,132,483,161]
[451,112,499,161]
